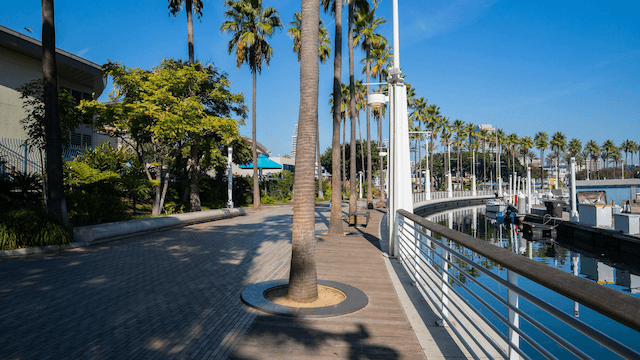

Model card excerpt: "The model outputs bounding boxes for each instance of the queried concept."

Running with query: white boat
[486,199,507,213]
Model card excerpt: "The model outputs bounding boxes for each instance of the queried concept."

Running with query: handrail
[398,209,640,333]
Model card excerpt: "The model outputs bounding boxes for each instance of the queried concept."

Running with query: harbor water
[422,205,640,359]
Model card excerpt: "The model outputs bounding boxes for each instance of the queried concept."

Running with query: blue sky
[3,0,639,159]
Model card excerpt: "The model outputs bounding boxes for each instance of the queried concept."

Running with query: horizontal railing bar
[407,221,638,360]
[397,243,502,360]
[399,210,640,360]
[399,209,640,332]
[399,232,568,360]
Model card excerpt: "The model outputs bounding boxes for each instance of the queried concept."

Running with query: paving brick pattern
[0,206,297,360]
[0,203,427,360]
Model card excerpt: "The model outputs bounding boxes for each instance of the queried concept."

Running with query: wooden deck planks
[231,207,427,360]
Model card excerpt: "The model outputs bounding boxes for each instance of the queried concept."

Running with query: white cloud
[77,47,89,57]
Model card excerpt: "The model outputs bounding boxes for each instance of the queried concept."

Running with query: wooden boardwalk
[231,207,427,360]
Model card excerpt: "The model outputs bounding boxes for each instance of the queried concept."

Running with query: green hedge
[1,207,72,250]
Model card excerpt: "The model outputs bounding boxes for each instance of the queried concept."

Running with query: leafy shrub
[261,195,276,205]
[0,207,71,250]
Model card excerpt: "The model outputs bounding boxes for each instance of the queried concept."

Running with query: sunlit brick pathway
[0,202,426,359]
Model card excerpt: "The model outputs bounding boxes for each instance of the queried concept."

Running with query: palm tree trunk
[365,48,372,208]
[186,0,194,64]
[288,0,319,303]
[42,0,69,226]
[342,118,346,197]
[430,135,434,191]
[252,70,260,208]
[186,0,200,211]
[328,0,343,235]
[317,119,323,200]
[348,1,357,215]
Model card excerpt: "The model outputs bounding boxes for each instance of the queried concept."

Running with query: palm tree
[479,128,489,189]
[355,5,385,208]
[550,132,567,188]
[453,120,465,189]
[601,139,616,178]
[568,138,582,159]
[221,0,283,209]
[464,123,475,190]
[425,104,441,190]
[288,0,320,303]
[579,149,590,176]
[169,0,205,211]
[586,140,600,179]
[621,139,634,171]
[506,133,519,179]
[440,117,453,193]
[612,148,622,178]
[321,0,344,235]
[42,0,69,225]
[534,131,548,189]
[629,140,639,169]
[346,0,370,215]
[410,97,428,191]
[287,11,331,201]
[519,136,534,170]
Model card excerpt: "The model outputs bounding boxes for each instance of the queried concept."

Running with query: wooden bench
[348,211,370,228]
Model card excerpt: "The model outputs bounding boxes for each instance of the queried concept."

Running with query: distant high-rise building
[290,124,298,159]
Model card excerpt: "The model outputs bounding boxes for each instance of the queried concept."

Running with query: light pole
[227,146,234,208]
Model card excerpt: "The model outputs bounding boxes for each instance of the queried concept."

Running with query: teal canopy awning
[238,154,282,170]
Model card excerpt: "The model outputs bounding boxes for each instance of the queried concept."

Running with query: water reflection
[423,205,640,296]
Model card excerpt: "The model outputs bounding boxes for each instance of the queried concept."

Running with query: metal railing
[0,138,91,176]
[394,209,640,360]
[413,189,494,203]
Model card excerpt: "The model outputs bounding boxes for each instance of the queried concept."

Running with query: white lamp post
[227,146,234,208]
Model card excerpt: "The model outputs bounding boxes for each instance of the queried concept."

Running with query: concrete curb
[1,207,245,257]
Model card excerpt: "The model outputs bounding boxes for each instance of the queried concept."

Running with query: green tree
[221,0,283,209]
[41,0,68,225]
[601,139,617,177]
[568,138,582,159]
[621,139,634,170]
[288,0,320,303]
[355,5,385,208]
[550,132,567,187]
[80,60,248,215]
[18,80,82,151]
[534,131,548,187]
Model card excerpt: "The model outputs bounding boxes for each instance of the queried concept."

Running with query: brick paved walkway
[0,203,427,359]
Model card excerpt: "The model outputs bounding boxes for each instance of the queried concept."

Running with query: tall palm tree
[322,0,344,235]
[630,140,639,169]
[586,140,600,180]
[506,133,519,179]
[463,123,475,190]
[550,132,567,188]
[479,128,489,189]
[287,11,331,200]
[355,5,385,208]
[440,117,453,192]
[534,131,549,188]
[221,0,283,209]
[169,0,205,211]
[519,136,534,170]
[347,0,370,215]
[288,0,320,303]
[601,139,616,177]
[495,129,505,188]
[410,97,428,190]
[612,148,622,179]
[568,138,582,159]
[42,0,69,225]
[425,104,441,190]
[453,120,465,189]
[621,139,634,171]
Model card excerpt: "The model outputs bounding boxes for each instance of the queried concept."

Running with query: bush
[0,207,71,250]
[261,195,276,205]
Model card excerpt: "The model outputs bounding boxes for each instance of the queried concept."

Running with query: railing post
[23,139,28,173]
[508,269,520,360]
